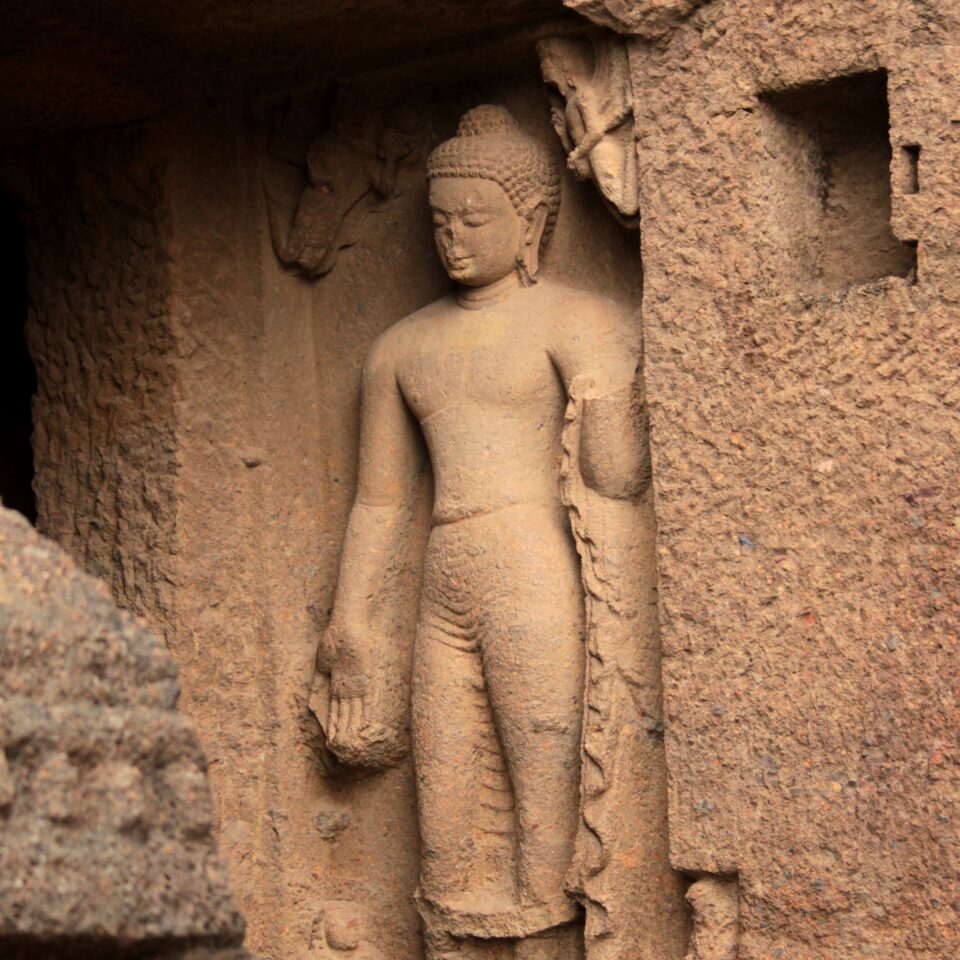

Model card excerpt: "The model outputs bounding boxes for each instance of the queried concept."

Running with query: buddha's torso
[394,286,567,525]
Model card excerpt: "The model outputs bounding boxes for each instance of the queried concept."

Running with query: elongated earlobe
[518,203,550,285]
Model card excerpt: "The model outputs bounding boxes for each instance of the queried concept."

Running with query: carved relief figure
[537,34,639,227]
[265,93,422,277]
[314,105,681,959]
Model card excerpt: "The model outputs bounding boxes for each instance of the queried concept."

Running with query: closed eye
[463,216,490,227]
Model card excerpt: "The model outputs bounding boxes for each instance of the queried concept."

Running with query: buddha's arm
[330,355,419,632]
[551,299,650,500]
[321,333,420,758]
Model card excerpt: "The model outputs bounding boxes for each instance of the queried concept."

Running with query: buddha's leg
[412,628,484,899]
[480,511,585,958]
[412,544,513,960]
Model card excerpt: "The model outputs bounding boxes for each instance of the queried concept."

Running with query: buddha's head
[426,105,561,287]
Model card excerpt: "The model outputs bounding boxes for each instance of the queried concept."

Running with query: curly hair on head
[427,105,562,253]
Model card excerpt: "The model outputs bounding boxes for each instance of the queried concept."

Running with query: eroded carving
[311,902,387,959]
[685,878,740,960]
[311,105,684,958]
[564,0,710,40]
[265,91,423,277]
[537,34,638,227]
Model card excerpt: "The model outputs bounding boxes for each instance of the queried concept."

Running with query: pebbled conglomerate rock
[0,507,253,959]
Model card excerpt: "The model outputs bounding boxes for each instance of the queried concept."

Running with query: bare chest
[397,310,562,423]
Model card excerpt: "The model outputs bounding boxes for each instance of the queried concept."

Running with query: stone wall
[163,105,285,953]
[18,126,179,630]
[631,1,959,956]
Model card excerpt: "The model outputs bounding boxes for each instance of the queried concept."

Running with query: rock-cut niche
[264,53,687,960]
[760,70,917,294]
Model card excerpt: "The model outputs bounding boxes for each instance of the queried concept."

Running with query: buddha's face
[429,177,528,287]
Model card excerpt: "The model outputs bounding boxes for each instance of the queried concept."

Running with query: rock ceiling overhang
[0,0,566,142]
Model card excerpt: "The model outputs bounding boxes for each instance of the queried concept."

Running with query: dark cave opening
[0,191,36,524]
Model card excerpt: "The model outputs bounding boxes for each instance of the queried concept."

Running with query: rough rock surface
[0,0,565,141]
[631,1,960,956]
[565,0,709,39]
[2,1,957,957]
[0,506,250,958]
[14,123,178,632]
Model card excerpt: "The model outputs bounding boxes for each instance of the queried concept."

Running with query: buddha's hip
[426,498,576,565]
[430,472,563,526]
[419,500,583,646]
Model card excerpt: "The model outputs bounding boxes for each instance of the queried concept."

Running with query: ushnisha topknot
[427,104,561,252]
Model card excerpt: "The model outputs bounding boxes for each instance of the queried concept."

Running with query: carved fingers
[327,694,366,751]
[326,666,378,763]
[315,623,407,768]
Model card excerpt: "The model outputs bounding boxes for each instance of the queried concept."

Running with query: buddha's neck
[456,271,523,310]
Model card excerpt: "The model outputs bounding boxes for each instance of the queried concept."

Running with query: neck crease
[456,271,523,310]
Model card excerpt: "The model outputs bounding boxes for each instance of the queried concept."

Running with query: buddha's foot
[512,922,582,960]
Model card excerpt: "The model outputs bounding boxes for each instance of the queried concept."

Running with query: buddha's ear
[520,203,550,283]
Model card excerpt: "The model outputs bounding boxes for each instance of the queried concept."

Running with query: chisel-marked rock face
[0,506,252,958]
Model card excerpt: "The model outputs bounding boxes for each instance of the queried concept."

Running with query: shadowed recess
[0,191,35,524]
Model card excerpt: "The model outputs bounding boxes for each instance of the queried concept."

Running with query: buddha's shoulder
[366,294,457,362]
[532,278,634,327]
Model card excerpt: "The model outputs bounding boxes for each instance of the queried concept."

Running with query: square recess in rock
[760,70,917,294]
